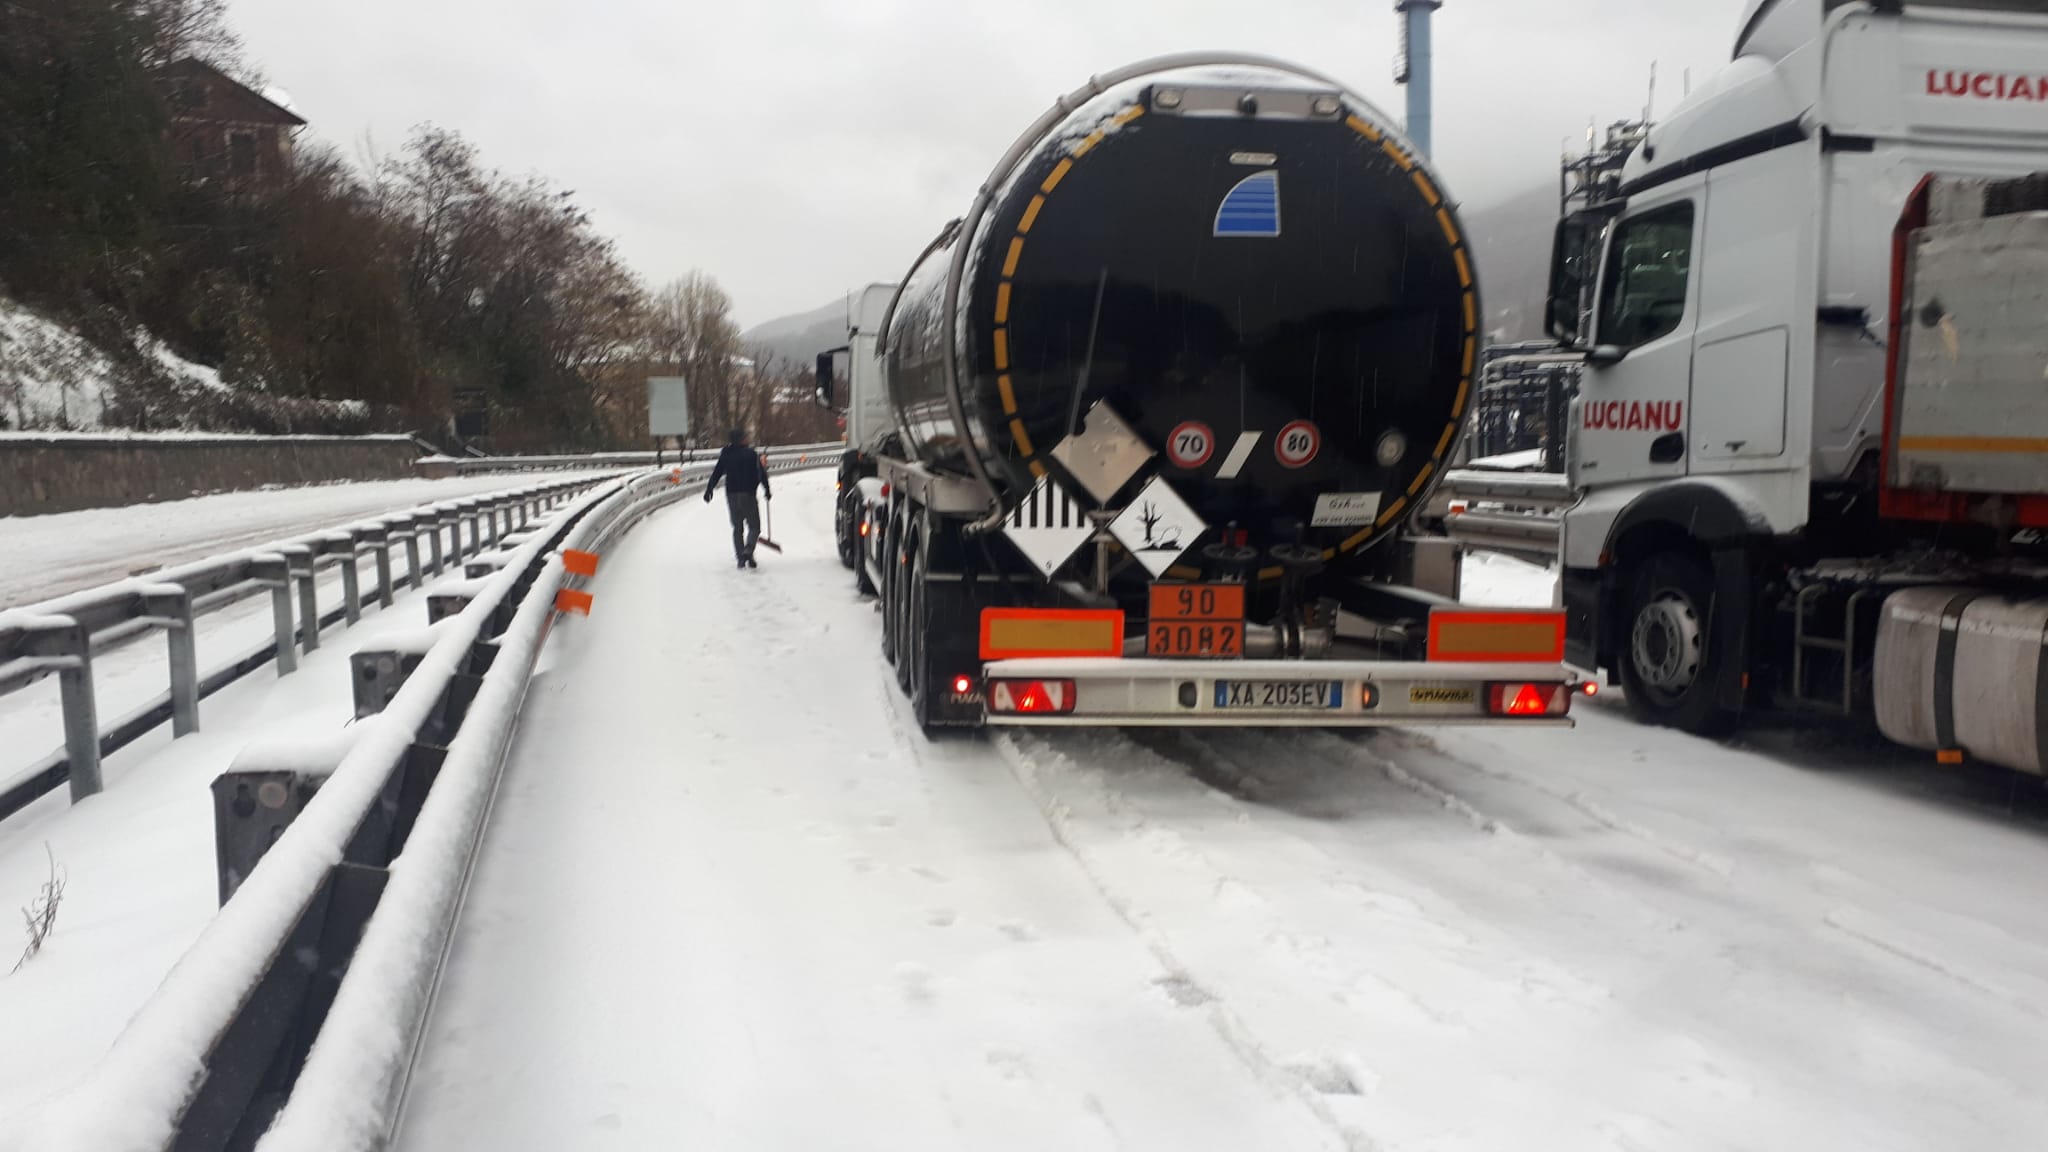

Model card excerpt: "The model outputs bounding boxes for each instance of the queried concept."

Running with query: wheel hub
[1630,591,1703,695]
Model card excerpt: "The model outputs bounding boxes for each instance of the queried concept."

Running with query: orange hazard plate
[1147,583,1245,658]
[1148,583,1245,622]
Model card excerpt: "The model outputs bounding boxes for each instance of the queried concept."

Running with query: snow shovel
[757,493,782,554]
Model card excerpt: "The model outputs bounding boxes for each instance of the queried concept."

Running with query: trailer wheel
[880,504,902,667]
[1619,551,1736,736]
[893,525,918,696]
[908,541,935,732]
[836,487,859,571]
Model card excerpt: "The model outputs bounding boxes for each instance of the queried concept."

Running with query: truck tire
[880,504,902,668]
[836,487,859,571]
[908,541,935,732]
[893,524,918,696]
[1618,551,1737,736]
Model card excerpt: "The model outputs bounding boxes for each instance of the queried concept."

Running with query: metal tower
[1393,0,1443,156]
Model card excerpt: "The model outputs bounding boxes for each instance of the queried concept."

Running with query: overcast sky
[229,0,1747,327]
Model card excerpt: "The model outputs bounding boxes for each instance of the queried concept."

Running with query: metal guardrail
[0,473,624,822]
[13,452,824,1152]
[1435,469,1570,563]
[418,440,843,477]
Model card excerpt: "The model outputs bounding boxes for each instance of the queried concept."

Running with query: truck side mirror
[1585,344,1628,368]
[814,352,835,409]
[1545,215,1592,348]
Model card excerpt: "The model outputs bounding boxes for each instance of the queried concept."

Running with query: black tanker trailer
[817,54,1576,731]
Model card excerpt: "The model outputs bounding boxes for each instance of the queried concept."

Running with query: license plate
[1214,681,1343,710]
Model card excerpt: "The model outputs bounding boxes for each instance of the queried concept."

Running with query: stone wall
[0,435,419,517]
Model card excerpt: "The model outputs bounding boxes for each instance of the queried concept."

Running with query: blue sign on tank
[1214,170,1281,237]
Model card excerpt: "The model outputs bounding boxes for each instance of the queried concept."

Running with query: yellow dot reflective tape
[1113,105,1145,127]
[1073,129,1105,158]
[1462,336,1476,375]
[1003,237,1025,278]
[1407,459,1437,496]
[1041,157,1074,194]
[1410,170,1441,206]
[1454,374,1470,416]
[997,373,1018,415]
[1454,249,1473,288]
[1345,114,1382,141]
[1436,424,1458,457]
[1376,495,1409,527]
[1019,195,1046,234]
[1008,418,1035,456]
[995,282,1011,324]
[1029,460,1048,477]
[1342,527,1374,551]
[1257,565,1284,581]
[1321,547,1337,561]
[1436,207,1461,246]
[1380,139,1414,170]
[993,328,1009,370]
[1463,294,1477,332]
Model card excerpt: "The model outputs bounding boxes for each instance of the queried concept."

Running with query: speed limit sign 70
[1275,420,1320,469]
[1167,421,1215,470]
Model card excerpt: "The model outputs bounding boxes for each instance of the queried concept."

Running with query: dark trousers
[726,490,760,560]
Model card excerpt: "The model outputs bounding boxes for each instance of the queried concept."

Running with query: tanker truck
[817,53,1578,732]
[1537,0,2048,776]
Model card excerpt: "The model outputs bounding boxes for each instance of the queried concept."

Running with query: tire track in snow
[994,730,1378,1152]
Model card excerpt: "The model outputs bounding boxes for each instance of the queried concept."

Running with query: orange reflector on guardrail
[979,608,1124,660]
[555,588,594,616]
[670,468,683,483]
[1427,609,1566,663]
[562,549,599,577]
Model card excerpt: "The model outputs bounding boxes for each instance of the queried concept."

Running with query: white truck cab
[1546,0,2048,738]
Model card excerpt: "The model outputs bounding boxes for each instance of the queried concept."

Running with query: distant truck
[1541,0,2048,774]
[817,53,1577,733]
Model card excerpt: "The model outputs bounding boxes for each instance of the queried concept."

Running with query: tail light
[880,483,891,498]
[987,679,1077,715]
[1488,683,1571,717]
[951,675,975,696]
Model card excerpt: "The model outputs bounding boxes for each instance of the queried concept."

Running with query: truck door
[1572,177,1704,490]
[1689,145,1810,474]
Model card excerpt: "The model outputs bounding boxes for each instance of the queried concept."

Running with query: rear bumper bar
[977,657,1577,727]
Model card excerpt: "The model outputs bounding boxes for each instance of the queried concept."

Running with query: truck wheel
[836,488,859,571]
[880,506,902,667]
[1619,551,1736,736]
[909,542,935,732]
[894,528,918,695]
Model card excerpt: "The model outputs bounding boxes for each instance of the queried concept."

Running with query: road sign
[1002,477,1096,579]
[1109,476,1207,578]
[648,377,690,438]
[1051,401,1153,504]
[1275,420,1320,469]
[1166,421,1215,470]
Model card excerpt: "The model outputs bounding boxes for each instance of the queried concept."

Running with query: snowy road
[399,470,2046,1152]
[0,471,619,609]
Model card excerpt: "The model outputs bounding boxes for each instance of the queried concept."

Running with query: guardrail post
[422,512,445,576]
[145,586,201,737]
[283,545,318,653]
[363,526,394,609]
[254,555,298,675]
[326,533,362,625]
[404,525,423,589]
[483,500,501,548]
[50,618,102,800]
[451,504,472,562]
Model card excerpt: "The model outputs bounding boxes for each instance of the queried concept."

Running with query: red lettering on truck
[1926,69,2047,102]
[1583,401,1684,432]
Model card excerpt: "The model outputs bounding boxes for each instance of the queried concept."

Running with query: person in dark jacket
[704,427,771,567]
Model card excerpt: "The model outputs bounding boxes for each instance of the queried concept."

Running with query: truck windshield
[1596,203,1694,349]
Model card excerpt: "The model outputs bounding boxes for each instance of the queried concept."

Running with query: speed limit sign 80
[1275,420,1320,469]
